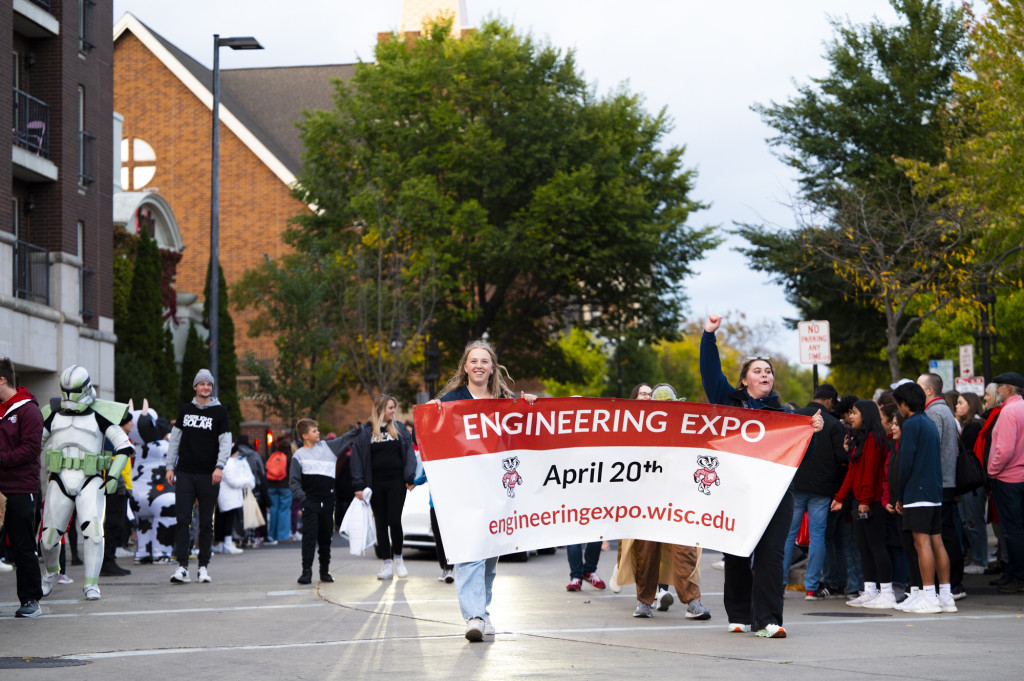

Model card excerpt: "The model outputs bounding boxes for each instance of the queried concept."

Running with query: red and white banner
[414,397,813,563]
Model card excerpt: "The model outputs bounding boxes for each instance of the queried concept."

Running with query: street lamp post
[209,34,262,394]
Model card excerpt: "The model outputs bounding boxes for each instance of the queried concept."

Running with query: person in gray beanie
[165,369,232,585]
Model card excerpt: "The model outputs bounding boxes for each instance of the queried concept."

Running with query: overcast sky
[113,0,906,361]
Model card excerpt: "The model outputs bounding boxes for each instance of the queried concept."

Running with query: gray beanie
[193,368,215,387]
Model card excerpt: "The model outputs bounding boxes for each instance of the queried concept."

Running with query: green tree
[179,320,206,407]
[541,329,608,397]
[292,17,717,385]
[741,0,970,383]
[204,264,242,437]
[235,254,352,420]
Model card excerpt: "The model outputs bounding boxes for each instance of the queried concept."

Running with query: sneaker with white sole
[712,559,725,570]
[633,601,653,618]
[58,574,74,585]
[483,614,495,636]
[170,566,191,584]
[727,622,751,633]
[223,542,243,555]
[83,584,101,600]
[40,570,59,597]
[439,568,454,583]
[377,560,394,580]
[755,623,786,638]
[15,600,42,618]
[846,590,877,607]
[656,588,674,611]
[685,598,711,620]
[394,555,408,578]
[903,592,942,614]
[963,564,985,574]
[583,572,606,589]
[198,566,211,583]
[465,617,485,642]
[862,592,897,609]
[895,588,919,611]
[937,593,958,613]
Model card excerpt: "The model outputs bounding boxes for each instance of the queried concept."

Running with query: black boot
[297,570,312,585]
[320,572,334,583]
[100,560,131,577]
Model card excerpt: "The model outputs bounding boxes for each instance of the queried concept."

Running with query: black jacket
[791,402,847,497]
[349,421,417,490]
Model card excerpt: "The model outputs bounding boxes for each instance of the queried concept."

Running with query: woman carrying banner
[428,340,537,642]
[700,313,823,638]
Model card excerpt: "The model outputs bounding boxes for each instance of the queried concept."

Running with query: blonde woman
[428,340,537,642]
[350,394,417,579]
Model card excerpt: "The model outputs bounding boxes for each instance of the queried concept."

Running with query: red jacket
[835,432,886,506]
[0,388,43,495]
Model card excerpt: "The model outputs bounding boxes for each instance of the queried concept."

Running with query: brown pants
[633,539,701,605]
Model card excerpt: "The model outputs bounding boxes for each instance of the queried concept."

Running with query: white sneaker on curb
[846,591,876,607]
[727,622,751,633]
[170,566,191,584]
[83,584,101,600]
[198,566,211,583]
[377,560,394,580]
[903,592,942,614]
[394,555,408,578]
[40,570,59,597]
[937,593,958,613]
[655,588,674,611]
[862,592,897,609]
[465,617,485,642]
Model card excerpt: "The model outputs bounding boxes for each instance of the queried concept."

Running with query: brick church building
[112,1,469,441]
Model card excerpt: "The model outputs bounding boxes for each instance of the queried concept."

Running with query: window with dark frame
[78,0,96,53]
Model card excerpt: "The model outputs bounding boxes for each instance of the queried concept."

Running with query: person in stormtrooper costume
[39,365,132,600]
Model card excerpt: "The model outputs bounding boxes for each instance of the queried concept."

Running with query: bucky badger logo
[694,455,721,496]
[501,456,523,498]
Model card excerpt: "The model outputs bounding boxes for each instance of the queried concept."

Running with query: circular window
[120,137,157,190]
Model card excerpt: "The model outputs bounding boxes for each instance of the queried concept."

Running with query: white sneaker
[903,592,942,614]
[377,560,394,580]
[83,584,101,600]
[712,559,725,570]
[862,591,897,609]
[0,560,13,573]
[895,590,919,611]
[727,622,751,633]
[394,555,408,578]
[115,547,133,559]
[58,574,74,585]
[465,617,485,642]
[963,564,985,575]
[224,542,243,555]
[846,590,877,607]
[211,543,224,554]
[655,588,674,612]
[439,568,454,583]
[937,593,958,613]
[40,570,59,597]
[483,614,495,636]
[198,566,212,583]
[170,566,191,584]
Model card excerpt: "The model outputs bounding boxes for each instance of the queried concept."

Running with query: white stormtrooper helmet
[60,365,96,413]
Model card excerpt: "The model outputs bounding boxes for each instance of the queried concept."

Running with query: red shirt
[835,432,886,506]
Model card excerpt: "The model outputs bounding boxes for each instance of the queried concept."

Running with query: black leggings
[370,480,407,559]
[853,501,892,584]
[430,506,453,571]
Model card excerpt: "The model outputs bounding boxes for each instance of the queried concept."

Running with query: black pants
[942,489,964,588]
[214,507,241,543]
[430,506,453,571]
[103,492,129,562]
[5,492,42,603]
[853,501,892,584]
[723,489,792,630]
[301,500,334,574]
[369,480,407,559]
[174,472,219,568]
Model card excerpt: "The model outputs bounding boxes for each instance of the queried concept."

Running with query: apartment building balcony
[12,0,60,38]
[12,88,59,182]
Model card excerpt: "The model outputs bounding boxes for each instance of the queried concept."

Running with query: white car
[401,480,436,551]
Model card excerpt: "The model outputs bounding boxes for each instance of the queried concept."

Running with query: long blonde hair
[438,340,514,399]
[369,394,398,442]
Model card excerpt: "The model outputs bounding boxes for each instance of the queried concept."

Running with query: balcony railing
[79,131,95,185]
[12,88,51,158]
[80,267,96,320]
[29,0,52,9]
[14,240,50,305]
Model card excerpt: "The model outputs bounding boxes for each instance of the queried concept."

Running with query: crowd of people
[1,329,1022,646]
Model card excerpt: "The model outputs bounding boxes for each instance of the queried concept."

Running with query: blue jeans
[782,490,830,592]
[567,541,602,579]
[267,488,293,542]
[455,557,498,621]
[960,488,989,566]
[990,479,1024,582]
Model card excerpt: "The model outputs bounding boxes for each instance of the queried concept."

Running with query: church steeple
[398,0,469,36]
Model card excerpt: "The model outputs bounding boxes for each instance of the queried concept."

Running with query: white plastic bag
[339,488,376,555]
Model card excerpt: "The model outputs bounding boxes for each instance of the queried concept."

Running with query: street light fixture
[209,34,263,394]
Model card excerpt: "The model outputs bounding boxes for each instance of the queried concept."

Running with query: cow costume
[130,405,177,564]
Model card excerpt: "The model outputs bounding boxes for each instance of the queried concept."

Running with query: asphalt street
[1,537,1021,680]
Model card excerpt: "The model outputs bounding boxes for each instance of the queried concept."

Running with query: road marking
[60,613,1023,659]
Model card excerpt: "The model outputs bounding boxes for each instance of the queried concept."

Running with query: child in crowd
[289,418,355,585]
